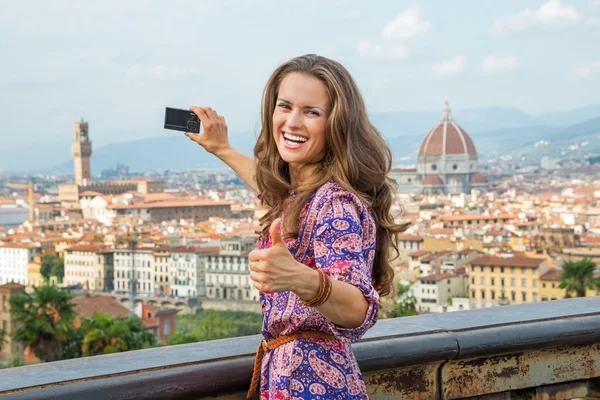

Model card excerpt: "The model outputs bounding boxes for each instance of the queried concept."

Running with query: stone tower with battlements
[71,118,92,186]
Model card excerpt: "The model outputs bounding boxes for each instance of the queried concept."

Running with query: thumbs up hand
[248,218,315,294]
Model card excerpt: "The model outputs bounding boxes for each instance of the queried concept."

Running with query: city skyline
[1,0,599,151]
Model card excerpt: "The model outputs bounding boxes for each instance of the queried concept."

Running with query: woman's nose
[285,110,303,129]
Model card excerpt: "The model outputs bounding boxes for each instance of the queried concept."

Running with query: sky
[1,0,599,150]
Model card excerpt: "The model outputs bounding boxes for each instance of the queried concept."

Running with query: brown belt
[246,331,338,399]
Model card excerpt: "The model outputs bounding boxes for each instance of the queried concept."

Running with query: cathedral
[391,100,488,195]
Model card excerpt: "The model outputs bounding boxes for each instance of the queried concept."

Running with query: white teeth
[283,132,307,143]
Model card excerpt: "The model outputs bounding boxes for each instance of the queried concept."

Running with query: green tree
[79,314,157,356]
[120,316,157,351]
[9,285,76,362]
[388,283,418,318]
[81,314,129,356]
[40,254,64,283]
[559,258,599,298]
[0,328,5,353]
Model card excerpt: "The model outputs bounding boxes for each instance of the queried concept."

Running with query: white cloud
[357,41,408,60]
[357,5,430,60]
[345,9,361,19]
[490,0,580,35]
[481,56,518,73]
[381,6,432,41]
[569,60,600,79]
[432,56,466,77]
[126,64,203,80]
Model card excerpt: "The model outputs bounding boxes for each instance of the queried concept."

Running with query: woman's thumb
[269,218,285,246]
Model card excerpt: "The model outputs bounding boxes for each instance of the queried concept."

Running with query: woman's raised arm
[186,106,258,193]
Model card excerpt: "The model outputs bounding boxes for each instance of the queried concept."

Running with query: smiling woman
[185,54,409,400]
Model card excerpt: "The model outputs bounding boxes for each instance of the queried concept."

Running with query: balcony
[0,297,599,399]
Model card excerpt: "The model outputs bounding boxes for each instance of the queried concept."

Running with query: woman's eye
[308,110,320,116]
[277,103,290,109]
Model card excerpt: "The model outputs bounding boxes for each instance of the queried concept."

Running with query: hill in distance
[1,104,599,174]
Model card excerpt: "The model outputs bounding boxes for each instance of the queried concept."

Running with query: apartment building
[168,247,210,298]
[205,236,259,302]
[413,273,467,313]
[0,244,41,285]
[114,248,155,296]
[468,255,549,308]
[64,244,114,291]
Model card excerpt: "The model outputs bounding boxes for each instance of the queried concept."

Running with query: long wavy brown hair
[254,54,409,297]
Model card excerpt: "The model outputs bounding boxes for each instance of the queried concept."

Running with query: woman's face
[272,72,330,170]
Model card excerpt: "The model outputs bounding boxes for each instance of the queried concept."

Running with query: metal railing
[0,297,599,399]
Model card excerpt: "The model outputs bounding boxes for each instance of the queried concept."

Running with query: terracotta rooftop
[470,255,546,268]
[108,199,231,210]
[419,273,458,281]
[539,269,562,281]
[72,296,130,319]
[65,244,112,253]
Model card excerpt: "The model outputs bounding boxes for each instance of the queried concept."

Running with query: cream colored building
[64,244,114,291]
[114,248,154,296]
[468,255,550,309]
[205,236,259,302]
[0,283,26,358]
[27,255,45,287]
[413,273,467,313]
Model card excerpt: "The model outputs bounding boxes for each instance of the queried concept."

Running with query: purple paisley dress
[257,179,379,400]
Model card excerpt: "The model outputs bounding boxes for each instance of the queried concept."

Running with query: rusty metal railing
[0,297,599,399]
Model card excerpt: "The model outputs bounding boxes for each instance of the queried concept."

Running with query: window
[491,267,495,273]
[552,283,556,289]
[431,164,437,171]
[480,266,484,272]
[533,293,538,302]
[521,278,526,288]
[521,268,526,274]
[511,267,515,273]
[511,278,516,287]
[481,290,486,299]
[452,164,457,170]
[471,277,475,284]
[543,282,546,288]
[147,312,152,319]
[163,318,171,335]
[491,291,496,300]
[511,291,516,301]
[471,290,475,298]
[480,277,485,285]
[500,267,504,273]
[491,278,495,285]
[522,292,527,302]
[532,279,537,288]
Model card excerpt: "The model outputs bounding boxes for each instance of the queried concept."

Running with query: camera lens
[187,121,198,131]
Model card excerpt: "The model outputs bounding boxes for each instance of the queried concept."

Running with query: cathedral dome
[418,100,477,158]
[422,175,444,186]
[470,173,488,185]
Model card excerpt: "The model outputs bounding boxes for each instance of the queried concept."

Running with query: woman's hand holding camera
[248,219,319,297]
[186,106,231,157]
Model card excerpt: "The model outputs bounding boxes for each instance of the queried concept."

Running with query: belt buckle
[261,339,269,352]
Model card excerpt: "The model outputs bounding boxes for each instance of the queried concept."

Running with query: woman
[186,54,408,400]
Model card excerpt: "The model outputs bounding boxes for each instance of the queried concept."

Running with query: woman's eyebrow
[277,98,325,112]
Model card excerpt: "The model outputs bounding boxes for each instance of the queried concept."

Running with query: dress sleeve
[312,191,380,342]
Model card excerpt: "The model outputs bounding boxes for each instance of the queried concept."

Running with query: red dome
[470,173,488,184]
[422,175,444,185]
[419,100,477,158]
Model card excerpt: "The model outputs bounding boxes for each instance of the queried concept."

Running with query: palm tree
[80,314,156,356]
[9,285,76,362]
[559,258,599,298]
[81,314,129,356]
